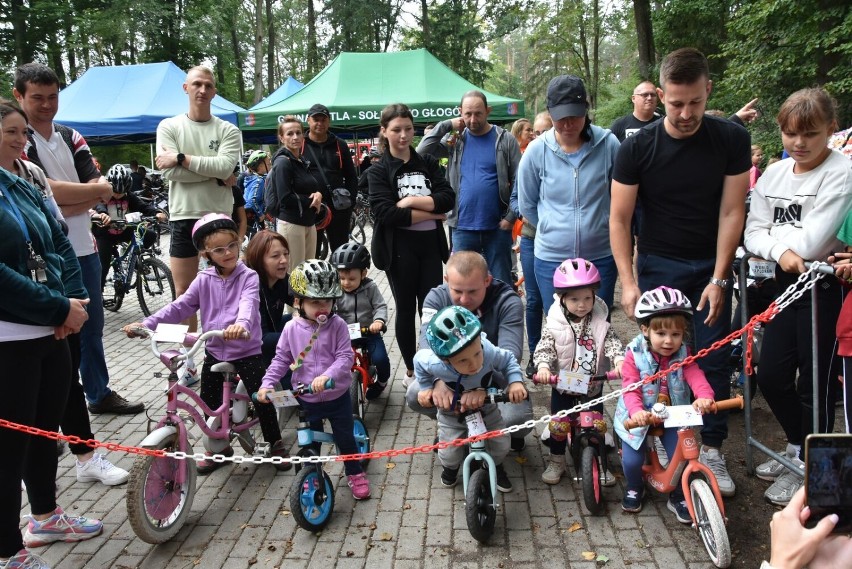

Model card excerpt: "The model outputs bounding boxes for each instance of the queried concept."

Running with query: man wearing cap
[156,65,241,305]
[517,75,620,311]
[417,91,521,285]
[610,81,662,142]
[302,104,359,253]
[610,48,750,496]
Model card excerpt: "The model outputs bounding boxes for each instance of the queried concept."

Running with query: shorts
[170,219,199,258]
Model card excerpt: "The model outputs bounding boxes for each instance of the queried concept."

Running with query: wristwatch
[709,277,732,290]
[177,152,186,166]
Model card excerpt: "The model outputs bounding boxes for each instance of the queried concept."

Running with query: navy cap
[308,104,330,118]
[546,75,588,121]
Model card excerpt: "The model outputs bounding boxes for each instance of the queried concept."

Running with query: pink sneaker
[347,473,371,500]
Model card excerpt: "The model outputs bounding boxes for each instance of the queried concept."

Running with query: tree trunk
[230,18,246,102]
[307,0,318,76]
[266,0,276,92]
[633,0,654,80]
[421,0,429,46]
[10,0,33,67]
[253,0,264,104]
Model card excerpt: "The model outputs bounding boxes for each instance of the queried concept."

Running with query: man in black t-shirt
[609,80,662,142]
[610,48,750,499]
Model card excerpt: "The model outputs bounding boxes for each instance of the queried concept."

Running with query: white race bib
[557,369,590,395]
[465,411,487,436]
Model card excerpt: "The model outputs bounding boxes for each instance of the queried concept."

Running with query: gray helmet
[289,259,342,299]
[331,241,371,270]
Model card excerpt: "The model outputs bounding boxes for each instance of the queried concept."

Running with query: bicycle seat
[211,362,237,375]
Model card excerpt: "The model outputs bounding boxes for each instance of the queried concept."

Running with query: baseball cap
[546,75,588,121]
[308,104,330,118]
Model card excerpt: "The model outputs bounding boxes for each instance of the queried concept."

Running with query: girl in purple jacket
[257,259,369,500]
[124,214,289,473]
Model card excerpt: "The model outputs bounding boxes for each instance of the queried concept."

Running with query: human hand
[96,179,114,202]
[397,196,413,209]
[459,389,486,412]
[156,212,168,222]
[533,367,551,384]
[309,192,323,212]
[768,487,849,569]
[612,360,624,379]
[155,149,179,170]
[256,387,271,404]
[311,375,328,393]
[223,174,237,188]
[735,98,760,125]
[498,219,512,231]
[63,298,89,332]
[629,410,654,427]
[452,117,466,131]
[778,250,806,274]
[696,283,725,326]
[92,212,111,226]
[808,533,852,569]
[122,322,145,337]
[223,324,248,340]
[506,382,528,403]
[417,388,434,408]
[693,398,715,414]
[368,321,384,334]
[829,251,852,282]
[431,380,454,410]
[620,283,641,321]
[53,325,75,340]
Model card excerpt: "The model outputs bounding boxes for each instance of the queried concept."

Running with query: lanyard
[0,187,31,242]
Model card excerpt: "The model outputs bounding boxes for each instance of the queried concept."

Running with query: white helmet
[634,286,692,322]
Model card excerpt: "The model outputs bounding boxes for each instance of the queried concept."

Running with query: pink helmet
[553,258,600,292]
[192,213,237,251]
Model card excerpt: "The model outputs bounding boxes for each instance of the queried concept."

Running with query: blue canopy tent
[54,61,246,145]
[249,76,304,111]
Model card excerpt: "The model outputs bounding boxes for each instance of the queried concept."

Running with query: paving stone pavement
[18,237,726,569]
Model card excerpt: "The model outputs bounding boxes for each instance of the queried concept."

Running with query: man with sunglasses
[610,80,662,142]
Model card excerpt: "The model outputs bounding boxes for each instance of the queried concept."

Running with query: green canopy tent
[239,49,524,133]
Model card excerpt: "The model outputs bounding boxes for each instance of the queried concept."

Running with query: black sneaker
[667,496,692,524]
[525,360,536,379]
[87,391,144,415]
[622,487,644,513]
[510,437,526,452]
[270,440,292,472]
[365,381,387,401]
[495,464,513,493]
[441,466,458,487]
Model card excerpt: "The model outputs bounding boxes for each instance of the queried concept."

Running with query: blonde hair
[446,251,489,279]
[277,115,303,140]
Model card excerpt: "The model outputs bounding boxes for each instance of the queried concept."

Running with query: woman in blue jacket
[518,75,620,312]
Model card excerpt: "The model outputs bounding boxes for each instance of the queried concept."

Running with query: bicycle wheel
[102,262,124,312]
[352,416,370,469]
[690,478,731,568]
[136,257,176,317]
[126,434,196,544]
[316,231,329,260]
[465,467,496,543]
[290,466,334,532]
[349,370,365,420]
[349,214,366,244]
[581,445,604,515]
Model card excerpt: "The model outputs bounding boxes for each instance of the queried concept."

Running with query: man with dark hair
[303,103,359,254]
[417,91,521,285]
[610,80,662,142]
[609,47,751,497]
[14,62,138,486]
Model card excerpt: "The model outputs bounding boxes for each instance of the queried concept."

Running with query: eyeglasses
[633,92,657,99]
[207,241,240,256]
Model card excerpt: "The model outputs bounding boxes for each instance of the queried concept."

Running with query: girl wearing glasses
[124,213,290,473]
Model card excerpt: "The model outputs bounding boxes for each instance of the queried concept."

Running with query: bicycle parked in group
[349,324,386,420]
[348,193,373,245]
[622,396,744,568]
[123,329,271,544]
[533,371,619,514]
[101,217,175,316]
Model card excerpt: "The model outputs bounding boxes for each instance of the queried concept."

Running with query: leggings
[0,336,71,557]
[61,332,97,456]
[757,271,844,457]
[385,228,444,370]
[200,352,282,446]
[621,428,680,497]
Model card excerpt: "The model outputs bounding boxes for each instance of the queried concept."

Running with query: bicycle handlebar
[622,396,744,430]
[358,323,387,335]
[251,378,335,404]
[805,261,839,276]
[531,370,619,385]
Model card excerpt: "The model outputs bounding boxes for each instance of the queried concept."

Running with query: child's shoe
[196,446,234,474]
[348,473,371,500]
[440,466,459,487]
[667,495,692,524]
[270,440,292,472]
[621,487,644,513]
[541,454,566,485]
[0,549,50,568]
[601,469,617,487]
[494,464,513,493]
[23,507,103,547]
[365,380,387,400]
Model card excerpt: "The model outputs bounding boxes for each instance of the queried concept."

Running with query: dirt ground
[601,293,846,567]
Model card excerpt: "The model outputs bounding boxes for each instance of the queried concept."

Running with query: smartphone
[805,433,852,534]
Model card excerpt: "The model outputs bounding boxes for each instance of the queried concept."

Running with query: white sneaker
[541,455,566,485]
[76,453,129,486]
[764,457,805,506]
[699,446,736,497]
[177,350,199,387]
[756,443,798,481]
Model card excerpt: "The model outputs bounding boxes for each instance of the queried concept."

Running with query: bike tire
[126,434,196,544]
[136,257,176,317]
[349,370,366,420]
[581,445,604,515]
[352,416,370,469]
[465,467,496,543]
[290,466,334,532]
[316,231,329,260]
[690,478,731,568]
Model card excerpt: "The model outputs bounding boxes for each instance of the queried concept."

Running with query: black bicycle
[348,194,372,245]
[102,219,175,317]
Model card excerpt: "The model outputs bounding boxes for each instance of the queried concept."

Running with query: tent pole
[149,144,154,170]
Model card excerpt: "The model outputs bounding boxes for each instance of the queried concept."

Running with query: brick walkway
[19,237,726,569]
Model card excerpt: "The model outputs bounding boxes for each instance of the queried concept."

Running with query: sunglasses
[633,92,657,99]
[207,241,240,256]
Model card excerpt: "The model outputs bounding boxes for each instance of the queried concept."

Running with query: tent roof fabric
[54,62,245,144]
[249,76,305,111]
[240,49,524,131]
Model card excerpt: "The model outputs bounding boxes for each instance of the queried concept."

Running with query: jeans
[636,253,733,448]
[299,390,363,476]
[452,228,513,285]
[354,334,391,383]
[535,255,616,314]
[77,253,112,405]
[519,236,543,354]
[621,427,679,492]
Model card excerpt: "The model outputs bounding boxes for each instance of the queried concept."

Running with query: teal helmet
[426,306,482,358]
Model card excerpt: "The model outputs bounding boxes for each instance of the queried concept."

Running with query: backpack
[243,174,266,216]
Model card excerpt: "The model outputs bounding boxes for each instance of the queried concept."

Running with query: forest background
[1,0,850,163]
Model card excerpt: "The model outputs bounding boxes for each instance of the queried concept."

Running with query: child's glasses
[207,241,240,256]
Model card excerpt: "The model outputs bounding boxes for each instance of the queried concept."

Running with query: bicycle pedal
[254,442,271,457]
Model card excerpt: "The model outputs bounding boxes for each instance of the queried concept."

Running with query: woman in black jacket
[368,103,455,380]
[269,115,324,270]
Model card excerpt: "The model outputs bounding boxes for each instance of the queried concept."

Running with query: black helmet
[331,241,371,270]
[106,164,132,195]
